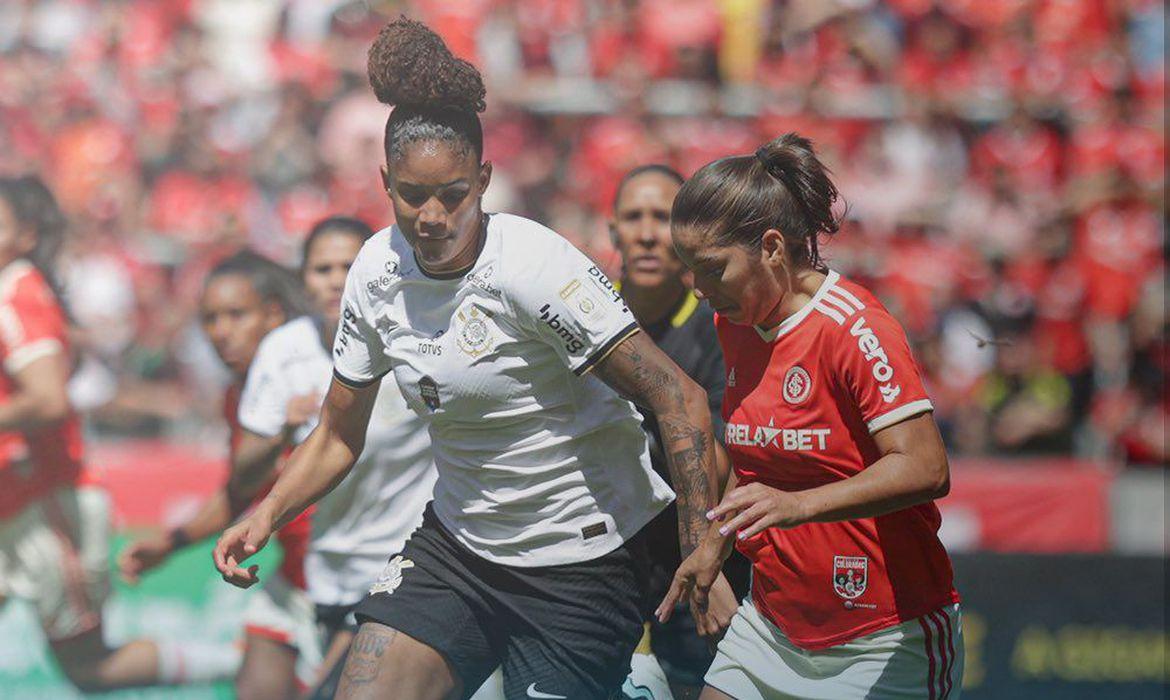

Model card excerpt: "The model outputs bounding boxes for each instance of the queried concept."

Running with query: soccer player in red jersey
[659,134,963,699]
[120,251,320,699]
[0,176,238,691]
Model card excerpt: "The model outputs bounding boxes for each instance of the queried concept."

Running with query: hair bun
[367,17,486,114]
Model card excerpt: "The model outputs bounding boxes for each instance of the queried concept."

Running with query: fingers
[655,574,689,623]
[736,514,779,540]
[220,563,260,589]
[708,483,762,521]
[717,503,768,540]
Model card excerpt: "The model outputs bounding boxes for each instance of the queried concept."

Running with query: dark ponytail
[368,17,486,163]
[0,175,69,308]
[671,133,843,271]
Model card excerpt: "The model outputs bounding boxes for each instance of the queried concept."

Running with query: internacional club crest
[369,555,415,596]
[782,365,812,404]
[833,555,868,600]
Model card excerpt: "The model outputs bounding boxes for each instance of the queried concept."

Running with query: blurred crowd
[0,0,1164,463]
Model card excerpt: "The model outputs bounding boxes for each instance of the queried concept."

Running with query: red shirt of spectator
[0,261,85,519]
[717,272,959,648]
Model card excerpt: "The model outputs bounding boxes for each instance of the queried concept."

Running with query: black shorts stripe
[332,368,386,388]
[574,322,640,376]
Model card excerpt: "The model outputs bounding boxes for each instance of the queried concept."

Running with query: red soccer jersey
[0,261,85,519]
[223,384,312,590]
[717,271,959,649]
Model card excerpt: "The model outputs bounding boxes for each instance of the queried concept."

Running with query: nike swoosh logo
[526,683,567,699]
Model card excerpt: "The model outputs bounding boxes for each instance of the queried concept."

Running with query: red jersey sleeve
[833,292,933,434]
[0,265,67,375]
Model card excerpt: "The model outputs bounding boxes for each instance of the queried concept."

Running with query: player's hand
[708,481,808,540]
[655,540,724,625]
[285,392,321,428]
[118,536,173,585]
[695,572,738,641]
[212,509,273,588]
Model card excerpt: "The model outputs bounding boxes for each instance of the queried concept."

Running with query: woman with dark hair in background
[120,249,319,700]
[215,17,726,700]
[232,216,437,700]
[609,164,750,700]
[659,134,964,699]
[0,175,239,692]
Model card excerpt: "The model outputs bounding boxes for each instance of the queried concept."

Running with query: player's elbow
[678,376,712,427]
[921,454,950,500]
[33,390,70,424]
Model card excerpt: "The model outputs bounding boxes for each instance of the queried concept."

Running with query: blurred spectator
[0,0,1163,464]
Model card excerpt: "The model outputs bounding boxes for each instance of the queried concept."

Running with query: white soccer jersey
[239,316,437,605]
[332,213,674,567]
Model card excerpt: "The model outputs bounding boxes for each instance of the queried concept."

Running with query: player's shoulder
[809,271,899,336]
[350,226,402,278]
[257,315,321,359]
[0,259,50,306]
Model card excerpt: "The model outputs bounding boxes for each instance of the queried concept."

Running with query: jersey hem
[332,367,386,389]
[866,399,934,433]
[573,322,640,376]
[754,588,962,650]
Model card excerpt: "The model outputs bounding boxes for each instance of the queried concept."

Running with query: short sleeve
[836,306,933,434]
[0,271,66,375]
[237,334,292,439]
[332,255,392,387]
[508,232,638,375]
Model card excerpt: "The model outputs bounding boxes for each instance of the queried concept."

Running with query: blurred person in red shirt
[0,175,240,691]
[120,250,320,699]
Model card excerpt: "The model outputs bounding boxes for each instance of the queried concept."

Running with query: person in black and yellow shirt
[612,166,751,700]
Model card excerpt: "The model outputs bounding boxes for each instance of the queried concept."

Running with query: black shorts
[354,505,651,700]
[642,501,753,687]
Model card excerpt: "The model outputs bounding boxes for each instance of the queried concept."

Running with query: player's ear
[478,161,493,194]
[380,165,392,195]
[760,229,786,270]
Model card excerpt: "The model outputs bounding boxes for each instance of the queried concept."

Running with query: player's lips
[631,255,663,272]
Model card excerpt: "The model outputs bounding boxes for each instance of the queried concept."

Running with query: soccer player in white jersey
[234,216,437,699]
[214,18,729,700]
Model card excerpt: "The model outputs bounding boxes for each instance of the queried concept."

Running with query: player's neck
[621,276,687,327]
[759,268,827,330]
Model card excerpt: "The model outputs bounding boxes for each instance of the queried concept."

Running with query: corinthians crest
[369,555,415,596]
[456,306,494,358]
[833,555,868,600]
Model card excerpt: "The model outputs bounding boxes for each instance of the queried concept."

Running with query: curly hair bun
[367,17,486,114]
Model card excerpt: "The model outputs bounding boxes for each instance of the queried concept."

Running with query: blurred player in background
[610,165,750,700]
[119,250,318,700]
[0,175,239,692]
[661,133,963,699]
[215,17,725,700]
[233,216,436,699]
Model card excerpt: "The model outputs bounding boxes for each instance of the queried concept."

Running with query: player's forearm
[172,489,234,546]
[795,450,948,524]
[258,424,361,531]
[0,391,69,431]
[656,380,722,556]
[226,432,287,514]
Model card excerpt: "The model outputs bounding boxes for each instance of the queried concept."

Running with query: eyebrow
[395,178,469,189]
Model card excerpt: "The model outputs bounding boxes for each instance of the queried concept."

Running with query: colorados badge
[833,555,868,599]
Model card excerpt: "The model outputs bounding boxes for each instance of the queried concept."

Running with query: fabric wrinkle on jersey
[332,212,674,568]
[0,260,87,520]
[718,270,959,650]
[238,315,436,606]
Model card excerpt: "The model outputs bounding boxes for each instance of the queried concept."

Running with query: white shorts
[0,486,111,642]
[706,599,963,700]
[243,571,323,687]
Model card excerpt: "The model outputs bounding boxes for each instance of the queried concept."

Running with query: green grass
[0,533,281,700]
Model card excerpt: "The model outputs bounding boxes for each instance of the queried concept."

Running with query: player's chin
[712,303,743,322]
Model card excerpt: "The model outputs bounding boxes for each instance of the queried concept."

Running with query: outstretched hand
[212,510,273,588]
[708,481,807,540]
[655,544,737,640]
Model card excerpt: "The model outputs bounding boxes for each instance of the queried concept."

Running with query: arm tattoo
[339,625,395,690]
[596,334,717,555]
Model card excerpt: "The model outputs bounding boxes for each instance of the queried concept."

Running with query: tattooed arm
[593,329,723,556]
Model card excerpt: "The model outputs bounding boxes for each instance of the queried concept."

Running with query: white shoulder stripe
[820,291,858,317]
[829,284,866,311]
[814,302,845,325]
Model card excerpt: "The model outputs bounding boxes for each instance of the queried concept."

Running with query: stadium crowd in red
[0,0,1164,464]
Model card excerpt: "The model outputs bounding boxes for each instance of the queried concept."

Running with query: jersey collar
[753,270,840,343]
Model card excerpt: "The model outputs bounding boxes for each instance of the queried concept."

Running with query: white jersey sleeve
[238,328,295,438]
[332,240,394,387]
[505,227,639,375]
